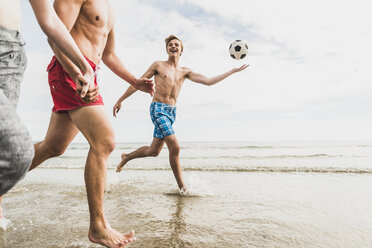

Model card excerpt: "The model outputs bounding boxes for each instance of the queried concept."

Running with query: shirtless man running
[0,0,95,221]
[27,0,155,247]
[113,35,248,193]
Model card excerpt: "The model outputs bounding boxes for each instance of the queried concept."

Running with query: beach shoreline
[2,168,372,247]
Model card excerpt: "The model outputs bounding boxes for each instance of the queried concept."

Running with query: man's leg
[163,134,185,190]
[68,105,134,247]
[29,112,79,171]
[0,91,34,219]
[116,138,164,172]
[0,111,80,218]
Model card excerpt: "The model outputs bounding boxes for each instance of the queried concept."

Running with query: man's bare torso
[58,0,114,65]
[0,0,21,30]
[152,61,191,106]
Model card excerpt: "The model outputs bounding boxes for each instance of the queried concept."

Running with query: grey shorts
[0,26,34,196]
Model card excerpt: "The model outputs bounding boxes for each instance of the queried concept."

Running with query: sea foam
[178,174,215,197]
[0,217,11,231]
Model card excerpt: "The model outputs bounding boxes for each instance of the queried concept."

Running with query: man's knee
[92,137,116,155]
[104,139,116,154]
[45,145,67,158]
[149,148,161,157]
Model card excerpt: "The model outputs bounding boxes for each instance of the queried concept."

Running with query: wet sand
[1,168,372,247]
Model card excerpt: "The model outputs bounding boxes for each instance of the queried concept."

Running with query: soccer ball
[229,40,248,60]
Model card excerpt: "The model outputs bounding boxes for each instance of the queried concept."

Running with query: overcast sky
[18,0,372,142]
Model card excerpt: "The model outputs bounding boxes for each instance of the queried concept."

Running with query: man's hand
[81,85,99,103]
[133,78,154,96]
[75,70,99,103]
[231,64,249,74]
[113,101,122,117]
[75,67,94,96]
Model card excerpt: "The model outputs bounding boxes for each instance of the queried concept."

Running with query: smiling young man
[113,35,248,193]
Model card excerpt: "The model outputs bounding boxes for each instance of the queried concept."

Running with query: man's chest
[157,68,186,86]
[81,0,114,28]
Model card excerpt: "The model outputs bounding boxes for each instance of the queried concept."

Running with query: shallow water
[2,168,372,247]
[42,140,372,173]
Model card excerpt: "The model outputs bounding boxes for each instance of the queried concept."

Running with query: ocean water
[39,140,372,173]
[2,140,372,247]
[37,141,372,173]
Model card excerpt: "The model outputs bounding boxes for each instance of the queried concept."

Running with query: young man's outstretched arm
[186,64,249,85]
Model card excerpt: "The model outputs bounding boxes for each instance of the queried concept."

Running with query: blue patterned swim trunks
[150,102,177,139]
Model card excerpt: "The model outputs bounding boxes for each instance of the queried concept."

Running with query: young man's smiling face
[167,39,183,57]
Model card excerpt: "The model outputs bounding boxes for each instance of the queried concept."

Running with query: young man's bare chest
[80,0,113,29]
[156,64,186,88]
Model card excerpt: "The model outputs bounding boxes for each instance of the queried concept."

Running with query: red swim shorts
[47,56,104,113]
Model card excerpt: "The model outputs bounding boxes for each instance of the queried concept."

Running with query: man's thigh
[0,90,33,195]
[149,137,165,152]
[42,112,79,149]
[68,105,114,144]
[163,134,180,151]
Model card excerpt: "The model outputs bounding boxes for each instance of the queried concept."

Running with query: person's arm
[113,62,158,117]
[186,64,249,86]
[29,0,94,98]
[102,27,154,96]
[113,86,137,117]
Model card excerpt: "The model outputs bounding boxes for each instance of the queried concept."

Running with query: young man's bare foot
[116,153,129,173]
[179,187,190,196]
[88,224,136,248]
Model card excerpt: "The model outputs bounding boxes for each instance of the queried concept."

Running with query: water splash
[107,171,122,185]
[104,171,123,194]
[177,174,214,196]
[0,217,11,231]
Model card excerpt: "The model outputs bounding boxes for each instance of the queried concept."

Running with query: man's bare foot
[179,187,190,196]
[88,224,136,248]
[116,153,129,173]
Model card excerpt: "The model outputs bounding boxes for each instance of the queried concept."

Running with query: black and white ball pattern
[229,40,248,60]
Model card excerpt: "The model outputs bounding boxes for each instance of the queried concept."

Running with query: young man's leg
[0,92,33,219]
[0,112,77,213]
[0,92,33,196]
[163,134,185,190]
[29,112,79,171]
[0,27,33,206]
[116,138,165,172]
[68,105,134,247]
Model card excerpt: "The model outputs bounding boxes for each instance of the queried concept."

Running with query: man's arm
[29,0,94,98]
[113,86,136,117]
[113,62,158,117]
[102,27,154,96]
[186,64,249,86]
[48,0,98,100]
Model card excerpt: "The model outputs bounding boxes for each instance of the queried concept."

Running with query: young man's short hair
[165,35,183,54]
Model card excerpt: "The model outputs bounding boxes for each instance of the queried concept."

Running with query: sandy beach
[2,141,372,247]
[2,169,372,247]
